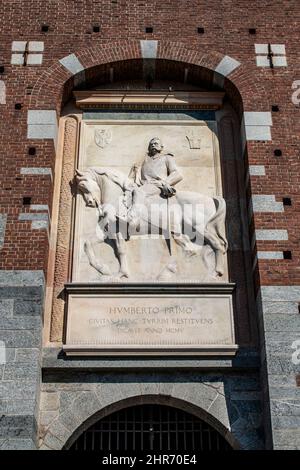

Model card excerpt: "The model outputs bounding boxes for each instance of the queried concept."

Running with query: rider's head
[148,137,163,156]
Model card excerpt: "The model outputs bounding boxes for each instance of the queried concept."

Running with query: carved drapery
[50,116,78,341]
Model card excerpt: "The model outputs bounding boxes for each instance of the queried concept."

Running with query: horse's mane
[87,167,132,190]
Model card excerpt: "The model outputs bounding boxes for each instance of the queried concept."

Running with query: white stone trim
[28,41,44,52]
[0,81,6,105]
[254,44,287,68]
[27,54,43,65]
[242,111,273,142]
[257,251,284,259]
[249,165,266,176]
[252,195,284,213]
[11,54,24,65]
[20,167,52,179]
[11,41,27,52]
[27,110,58,149]
[255,229,288,241]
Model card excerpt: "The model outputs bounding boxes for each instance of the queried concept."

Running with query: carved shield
[94,129,112,148]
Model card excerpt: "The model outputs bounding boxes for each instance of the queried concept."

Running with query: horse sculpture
[74,167,228,279]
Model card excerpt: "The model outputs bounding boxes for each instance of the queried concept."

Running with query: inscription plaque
[63,284,237,356]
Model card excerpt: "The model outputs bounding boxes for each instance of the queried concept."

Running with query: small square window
[0,66,4,74]
[283,250,292,260]
[41,25,49,32]
[274,149,282,157]
[272,105,279,112]
[28,147,36,156]
[283,197,292,206]
[145,27,153,33]
[93,25,100,33]
[249,28,256,35]
[197,27,205,34]
[23,197,31,205]
[15,103,22,110]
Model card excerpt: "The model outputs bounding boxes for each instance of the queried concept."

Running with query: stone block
[27,54,43,65]
[0,380,37,400]
[20,167,52,176]
[10,54,24,65]
[252,195,284,213]
[15,348,40,363]
[255,44,269,54]
[27,110,57,125]
[0,329,41,348]
[214,55,240,77]
[3,362,39,380]
[140,40,158,59]
[59,53,84,75]
[257,251,283,259]
[32,220,49,230]
[0,270,44,287]
[244,111,272,127]
[0,299,14,317]
[0,214,7,248]
[14,299,42,316]
[249,165,265,176]
[27,124,57,140]
[28,41,44,52]
[255,230,288,241]
[40,392,60,411]
[245,125,272,140]
[18,213,48,222]
[256,56,270,67]
[11,41,26,51]
[273,56,287,67]
[0,438,36,450]
[0,415,35,438]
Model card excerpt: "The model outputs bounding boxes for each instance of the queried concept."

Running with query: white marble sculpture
[74,137,228,280]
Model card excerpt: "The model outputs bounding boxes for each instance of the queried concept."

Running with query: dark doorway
[69,404,232,451]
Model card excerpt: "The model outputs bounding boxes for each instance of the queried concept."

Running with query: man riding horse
[127,137,182,232]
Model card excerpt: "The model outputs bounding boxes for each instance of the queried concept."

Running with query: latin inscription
[65,295,235,349]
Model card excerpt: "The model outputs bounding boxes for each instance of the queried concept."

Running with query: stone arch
[40,382,243,450]
[29,39,266,113]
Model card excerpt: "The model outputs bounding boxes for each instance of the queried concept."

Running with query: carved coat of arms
[94,129,112,148]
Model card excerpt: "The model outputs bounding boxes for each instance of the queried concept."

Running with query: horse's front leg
[84,235,111,276]
[114,231,129,278]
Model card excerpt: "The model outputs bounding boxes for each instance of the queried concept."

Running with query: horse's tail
[206,196,228,251]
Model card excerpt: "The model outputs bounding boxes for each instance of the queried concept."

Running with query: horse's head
[74,169,101,208]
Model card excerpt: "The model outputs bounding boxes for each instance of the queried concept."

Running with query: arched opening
[67,403,233,451]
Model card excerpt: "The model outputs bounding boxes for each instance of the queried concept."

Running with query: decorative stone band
[18,212,49,232]
[27,110,58,150]
[255,44,287,67]
[255,229,288,241]
[251,229,288,251]
[241,111,273,146]
[0,80,6,105]
[249,165,266,176]
[257,251,284,260]
[250,195,284,215]
[0,214,7,248]
[11,41,44,65]
[20,167,52,180]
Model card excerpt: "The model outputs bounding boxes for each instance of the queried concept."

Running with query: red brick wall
[0,0,299,287]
